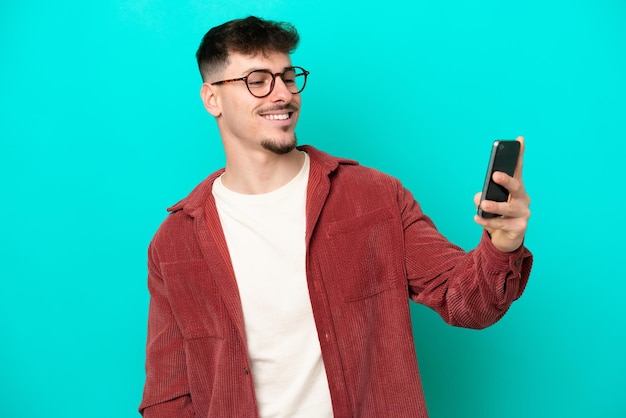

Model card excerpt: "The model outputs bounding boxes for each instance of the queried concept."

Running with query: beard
[261,133,298,155]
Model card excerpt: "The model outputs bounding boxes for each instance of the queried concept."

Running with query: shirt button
[243,367,249,375]
[514,258,521,267]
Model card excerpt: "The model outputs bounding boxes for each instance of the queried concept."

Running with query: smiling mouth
[259,105,297,121]
[262,112,291,121]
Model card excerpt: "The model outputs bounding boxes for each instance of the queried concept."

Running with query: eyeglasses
[211,66,310,98]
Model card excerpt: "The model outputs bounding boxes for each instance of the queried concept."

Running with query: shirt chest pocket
[161,260,225,340]
[322,206,405,302]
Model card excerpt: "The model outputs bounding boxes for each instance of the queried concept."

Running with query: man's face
[207,52,302,155]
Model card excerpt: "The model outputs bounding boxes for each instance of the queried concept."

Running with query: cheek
[223,102,252,124]
[221,92,255,115]
[222,104,260,136]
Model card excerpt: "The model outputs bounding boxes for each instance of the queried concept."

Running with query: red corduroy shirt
[139,145,532,417]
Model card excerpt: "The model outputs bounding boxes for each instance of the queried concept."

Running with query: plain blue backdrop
[1,1,625,417]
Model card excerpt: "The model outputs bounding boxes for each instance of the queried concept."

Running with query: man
[139,16,532,418]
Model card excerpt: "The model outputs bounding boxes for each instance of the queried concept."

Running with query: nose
[269,75,293,101]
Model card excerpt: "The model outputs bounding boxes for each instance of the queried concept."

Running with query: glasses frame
[210,66,310,98]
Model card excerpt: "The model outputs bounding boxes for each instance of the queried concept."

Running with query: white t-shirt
[212,153,333,417]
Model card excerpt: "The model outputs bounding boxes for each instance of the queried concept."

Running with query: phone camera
[498,143,504,151]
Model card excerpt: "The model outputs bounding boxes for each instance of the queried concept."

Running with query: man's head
[196,16,300,82]
[197,17,306,156]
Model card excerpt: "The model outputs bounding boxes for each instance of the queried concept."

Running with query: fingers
[473,212,529,252]
[479,197,530,219]
[477,171,530,219]
[473,192,482,208]
[493,171,521,195]
[476,207,530,232]
[492,169,528,204]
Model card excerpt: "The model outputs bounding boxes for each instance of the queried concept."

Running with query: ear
[200,82,222,117]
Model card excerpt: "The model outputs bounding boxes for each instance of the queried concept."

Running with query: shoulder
[331,156,404,195]
[301,144,401,189]
[150,168,223,249]
[166,168,225,215]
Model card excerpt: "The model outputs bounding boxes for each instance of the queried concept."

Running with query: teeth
[263,113,290,120]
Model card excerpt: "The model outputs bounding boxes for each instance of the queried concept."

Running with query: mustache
[258,104,299,114]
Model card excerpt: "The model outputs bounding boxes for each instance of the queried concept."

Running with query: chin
[261,135,298,155]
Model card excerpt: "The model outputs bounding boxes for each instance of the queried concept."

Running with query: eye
[282,71,297,85]
[247,72,271,87]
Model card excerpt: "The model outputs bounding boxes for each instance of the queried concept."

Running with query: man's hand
[474,136,531,253]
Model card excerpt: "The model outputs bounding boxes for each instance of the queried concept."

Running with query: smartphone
[477,140,520,218]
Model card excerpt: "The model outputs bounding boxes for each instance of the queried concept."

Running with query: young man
[139,16,532,418]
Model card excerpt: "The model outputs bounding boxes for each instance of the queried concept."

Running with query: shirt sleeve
[399,183,533,329]
[139,241,195,417]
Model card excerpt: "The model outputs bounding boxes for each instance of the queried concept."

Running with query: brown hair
[196,16,300,81]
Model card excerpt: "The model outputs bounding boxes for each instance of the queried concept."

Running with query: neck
[221,147,305,194]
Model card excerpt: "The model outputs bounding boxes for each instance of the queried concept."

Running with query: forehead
[225,51,293,74]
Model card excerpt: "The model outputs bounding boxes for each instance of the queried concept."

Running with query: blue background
[1,1,624,417]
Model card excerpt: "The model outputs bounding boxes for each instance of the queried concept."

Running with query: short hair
[195,16,300,82]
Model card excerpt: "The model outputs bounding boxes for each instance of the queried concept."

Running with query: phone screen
[477,140,520,218]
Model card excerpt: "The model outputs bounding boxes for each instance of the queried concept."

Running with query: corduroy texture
[139,145,532,417]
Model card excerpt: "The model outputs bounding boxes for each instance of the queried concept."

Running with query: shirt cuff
[479,230,529,278]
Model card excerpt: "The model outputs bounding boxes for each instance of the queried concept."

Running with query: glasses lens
[246,68,308,97]
[282,68,307,94]
[246,71,274,97]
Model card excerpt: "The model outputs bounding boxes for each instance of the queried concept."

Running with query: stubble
[260,133,298,155]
